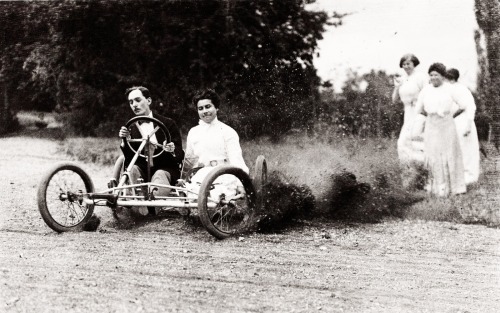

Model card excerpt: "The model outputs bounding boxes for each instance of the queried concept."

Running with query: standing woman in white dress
[447,68,480,185]
[414,63,466,197]
[392,53,428,189]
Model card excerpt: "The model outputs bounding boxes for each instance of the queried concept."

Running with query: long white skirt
[454,114,480,185]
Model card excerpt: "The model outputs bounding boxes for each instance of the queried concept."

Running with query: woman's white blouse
[398,71,428,106]
[185,117,249,173]
[415,82,467,117]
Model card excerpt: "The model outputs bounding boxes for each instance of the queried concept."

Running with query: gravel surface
[1,136,499,312]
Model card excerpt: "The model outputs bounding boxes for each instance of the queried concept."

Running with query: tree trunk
[475,0,500,147]
[0,82,9,134]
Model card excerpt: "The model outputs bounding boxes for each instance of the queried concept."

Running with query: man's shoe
[147,207,157,216]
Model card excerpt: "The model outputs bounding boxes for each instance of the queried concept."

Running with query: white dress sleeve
[225,127,249,174]
[450,84,470,112]
[458,85,476,120]
[414,86,426,115]
[415,72,428,91]
[451,84,475,135]
[411,87,427,137]
[184,129,197,169]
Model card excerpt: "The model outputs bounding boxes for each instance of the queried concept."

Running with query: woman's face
[429,71,444,87]
[197,99,218,123]
[402,59,415,75]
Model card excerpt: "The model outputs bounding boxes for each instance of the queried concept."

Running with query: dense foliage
[0,0,329,137]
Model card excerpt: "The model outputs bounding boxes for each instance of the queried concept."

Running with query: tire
[112,155,125,182]
[198,165,256,239]
[253,155,268,210]
[37,162,95,233]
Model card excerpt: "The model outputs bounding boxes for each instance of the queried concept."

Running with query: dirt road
[1,136,499,312]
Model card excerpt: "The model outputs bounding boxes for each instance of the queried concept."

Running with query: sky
[307,0,479,91]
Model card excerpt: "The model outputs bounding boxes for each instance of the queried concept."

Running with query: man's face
[128,89,151,116]
[197,99,218,124]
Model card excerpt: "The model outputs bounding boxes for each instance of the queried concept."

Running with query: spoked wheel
[37,163,95,232]
[198,166,256,239]
[253,155,268,210]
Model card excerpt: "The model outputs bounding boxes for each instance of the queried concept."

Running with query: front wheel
[37,163,95,232]
[198,166,256,239]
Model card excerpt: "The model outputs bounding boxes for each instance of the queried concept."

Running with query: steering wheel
[124,116,171,158]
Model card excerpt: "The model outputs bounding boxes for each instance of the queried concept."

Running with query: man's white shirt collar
[140,111,158,143]
[199,116,219,127]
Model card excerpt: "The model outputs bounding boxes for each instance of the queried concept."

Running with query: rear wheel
[37,163,95,232]
[253,155,268,210]
[198,166,256,239]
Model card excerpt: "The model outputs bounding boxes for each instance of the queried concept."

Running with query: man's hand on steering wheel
[119,126,131,140]
[163,141,175,155]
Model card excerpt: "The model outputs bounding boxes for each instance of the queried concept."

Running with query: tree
[0,0,330,138]
[475,0,500,147]
[0,2,36,133]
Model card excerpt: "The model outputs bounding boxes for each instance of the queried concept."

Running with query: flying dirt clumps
[324,170,424,222]
[254,171,316,232]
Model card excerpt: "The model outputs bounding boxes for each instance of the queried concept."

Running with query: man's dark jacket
[121,112,185,183]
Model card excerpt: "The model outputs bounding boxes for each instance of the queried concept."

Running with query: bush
[317,70,403,139]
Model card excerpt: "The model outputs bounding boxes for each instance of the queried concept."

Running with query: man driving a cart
[118,86,185,205]
[37,86,266,238]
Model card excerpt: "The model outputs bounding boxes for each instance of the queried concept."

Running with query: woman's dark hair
[125,86,151,99]
[192,88,220,108]
[399,54,420,68]
[428,63,447,76]
[446,68,460,81]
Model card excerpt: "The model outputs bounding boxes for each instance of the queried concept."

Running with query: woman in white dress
[182,89,249,199]
[184,89,248,173]
[447,68,480,185]
[414,63,467,197]
[392,54,428,189]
